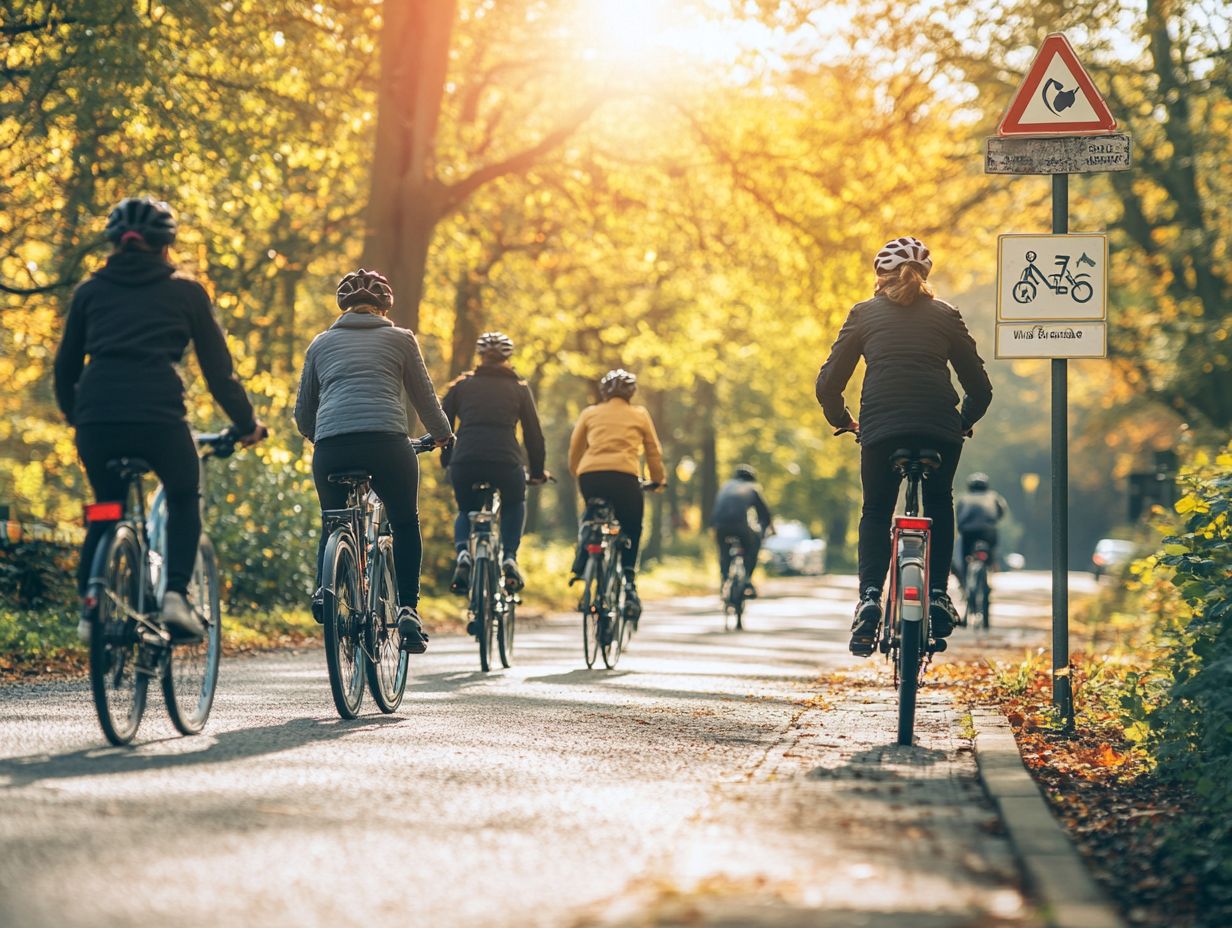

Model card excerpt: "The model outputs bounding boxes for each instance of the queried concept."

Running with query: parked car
[1091,537,1136,580]
[763,520,827,576]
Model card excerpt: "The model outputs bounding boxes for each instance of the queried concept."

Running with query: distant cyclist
[710,465,774,599]
[815,236,993,656]
[568,369,667,619]
[54,197,267,642]
[294,269,453,654]
[955,472,1008,578]
[442,332,549,599]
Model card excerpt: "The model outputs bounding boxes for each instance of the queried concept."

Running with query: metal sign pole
[1051,172,1074,731]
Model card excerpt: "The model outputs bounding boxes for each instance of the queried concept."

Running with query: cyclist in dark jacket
[710,465,773,597]
[442,332,549,600]
[294,268,453,653]
[816,236,992,656]
[53,197,267,642]
[955,472,1008,577]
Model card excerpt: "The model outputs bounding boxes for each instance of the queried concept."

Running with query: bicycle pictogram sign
[1011,251,1096,305]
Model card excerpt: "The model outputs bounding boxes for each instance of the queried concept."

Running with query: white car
[763,520,827,576]
[1091,538,1136,580]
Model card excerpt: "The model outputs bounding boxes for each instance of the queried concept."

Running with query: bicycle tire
[961,566,976,629]
[498,591,515,669]
[366,540,408,712]
[582,557,600,669]
[896,563,926,746]
[474,556,496,672]
[88,524,149,746]
[163,536,222,735]
[979,570,991,630]
[601,560,624,669]
[323,531,365,719]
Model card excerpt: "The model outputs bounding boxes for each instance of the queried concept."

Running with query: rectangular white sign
[995,322,1107,359]
[997,233,1107,321]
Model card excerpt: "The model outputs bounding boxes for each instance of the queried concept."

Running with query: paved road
[0,574,1067,927]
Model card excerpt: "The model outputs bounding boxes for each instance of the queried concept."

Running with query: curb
[971,709,1126,928]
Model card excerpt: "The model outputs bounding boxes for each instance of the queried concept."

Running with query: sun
[576,0,762,71]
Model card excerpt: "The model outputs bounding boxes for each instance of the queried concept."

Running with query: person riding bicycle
[442,332,549,603]
[53,197,268,643]
[294,269,453,654]
[710,464,773,599]
[568,369,667,620]
[815,236,993,656]
[955,472,1007,579]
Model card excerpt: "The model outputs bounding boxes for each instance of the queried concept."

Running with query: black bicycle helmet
[873,236,932,276]
[336,268,394,311]
[476,331,514,360]
[734,464,757,481]
[967,472,991,492]
[104,196,177,248]
[599,369,637,400]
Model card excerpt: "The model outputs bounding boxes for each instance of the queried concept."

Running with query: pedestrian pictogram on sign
[997,34,1118,136]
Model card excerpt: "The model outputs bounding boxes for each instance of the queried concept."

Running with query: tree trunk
[449,267,483,378]
[697,380,719,522]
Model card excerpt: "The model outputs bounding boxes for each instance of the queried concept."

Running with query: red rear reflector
[85,502,123,523]
[895,517,931,531]
[976,551,989,561]
[903,586,921,602]
[586,544,603,553]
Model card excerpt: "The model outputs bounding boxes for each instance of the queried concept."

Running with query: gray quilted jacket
[294,312,452,443]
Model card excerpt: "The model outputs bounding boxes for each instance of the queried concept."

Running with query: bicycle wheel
[961,566,976,629]
[366,540,408,712]
[582,557,600,669]
[474,557,496,673]
[323,531,366,719]
[979,571,991,630]
[88,524,150,746]
[163,536,222,735]
[1071,279,1093,303]
[1012,280,1036,304]
[896,565,926,746]
[497,590,516,669]
[601,563,624,669]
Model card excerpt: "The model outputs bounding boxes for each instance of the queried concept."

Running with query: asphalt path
[0,573,1077,927]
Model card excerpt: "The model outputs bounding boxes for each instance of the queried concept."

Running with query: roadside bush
[0,539,77,611]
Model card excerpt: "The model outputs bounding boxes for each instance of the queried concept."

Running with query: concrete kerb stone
[971,710,1127,928]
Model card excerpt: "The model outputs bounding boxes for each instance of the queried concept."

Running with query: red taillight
[1092,554,1106,566]
[976,551,989,561]
[586,544,603,554]
[903,586,921,602]
[84,502,123,523]
[895,516,931,531]
[83,594,98,609]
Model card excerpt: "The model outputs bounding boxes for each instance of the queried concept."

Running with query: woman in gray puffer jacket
[294,269,454,652]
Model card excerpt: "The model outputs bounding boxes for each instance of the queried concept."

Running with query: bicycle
[961,540,992,630]
[576,481,659,669]
[317,434,437,719]
[1011,250,1094,305]
[721,535,748,632]
[82,428,242,746]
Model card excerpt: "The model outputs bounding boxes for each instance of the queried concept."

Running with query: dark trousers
[76,422,200,596]
[716,526,761,583]
[577,471,644,573]
[958,528,999,581]
[312,432,422,607]
[858,436,962,595]
[449,461,526,558]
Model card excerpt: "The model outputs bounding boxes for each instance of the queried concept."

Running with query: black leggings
[312,432,423,607]
[716,526,761,583]
[577,471,644,573]
[858,436,962,595]
[76,422,200,596]
[449,461,526,558]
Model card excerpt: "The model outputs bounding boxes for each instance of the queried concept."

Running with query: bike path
[0,576,1044,927]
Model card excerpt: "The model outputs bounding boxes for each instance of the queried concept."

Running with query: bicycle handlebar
[411,434,447,455]
[196,427,241,459]
[640,480,666,491]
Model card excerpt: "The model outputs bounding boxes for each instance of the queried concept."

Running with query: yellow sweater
[569,399,667,483]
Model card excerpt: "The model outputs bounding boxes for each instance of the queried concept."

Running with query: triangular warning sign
[998,34,1117,136]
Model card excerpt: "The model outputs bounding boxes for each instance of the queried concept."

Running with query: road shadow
[807,743,948,783]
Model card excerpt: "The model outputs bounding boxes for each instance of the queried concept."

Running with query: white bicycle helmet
[874,237,933,276]
[476,331,514,359]
[336,268,394,311]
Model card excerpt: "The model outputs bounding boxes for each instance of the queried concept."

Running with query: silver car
[763,520,827,576]
[1091,537,1136,580]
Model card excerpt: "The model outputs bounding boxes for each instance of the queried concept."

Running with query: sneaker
[450,551,473,595]
[466,619,480,637]
[502,557,525,592]
[849,587,882,657]
[77,618,92,644]
[310,587,325,624]
[623,576,642,627]
[397,607,429,653]
[743,582,758,600]
[161,591,205,642]
[930,591,958,639]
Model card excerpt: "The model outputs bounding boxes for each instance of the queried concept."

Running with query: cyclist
[294,269,453,654]
[442,332,549,601]
[710,464,774,598]
[53,197,267,642]
[568,369,667,619]
[955,472,1008,579]
[815,236,993,656]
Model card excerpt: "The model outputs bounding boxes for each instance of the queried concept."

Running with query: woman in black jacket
[442,333,549,603]
[815,236,993,655]
[54,197,267,642]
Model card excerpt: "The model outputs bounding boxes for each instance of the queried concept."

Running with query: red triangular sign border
[998,33,1117,136]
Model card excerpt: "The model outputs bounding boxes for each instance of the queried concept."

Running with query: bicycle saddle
[327,469,371,485]
[890,448,942,471]
[106,457,152,478]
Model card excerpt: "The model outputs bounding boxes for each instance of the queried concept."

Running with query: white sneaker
[161,591,205,641]
[77,619,92,644]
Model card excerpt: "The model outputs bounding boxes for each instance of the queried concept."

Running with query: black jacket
[711,478,773,532]
[53,251,256,431]
[441,364,546,475]
[815,294,992,447]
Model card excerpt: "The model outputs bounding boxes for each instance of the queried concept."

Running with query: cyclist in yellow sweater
[568,369,667,617]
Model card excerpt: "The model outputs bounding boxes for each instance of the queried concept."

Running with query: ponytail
[876,263,935,306]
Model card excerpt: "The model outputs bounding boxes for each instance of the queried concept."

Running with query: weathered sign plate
[985,134,1131,175]
[996,322,1107,359]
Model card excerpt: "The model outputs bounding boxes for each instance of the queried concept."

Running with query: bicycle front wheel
[324,532,366,719]
[582,557,600,669]
[89,524,149,746]
[474,557,496,673]
[163,536,222,735]
[979,572,991,630]
[601,565,624,669]
[366,540,408,712]
[498,591,516,669]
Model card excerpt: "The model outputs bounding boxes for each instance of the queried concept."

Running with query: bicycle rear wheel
[163,536,222,735]
[366,540,408,712]
[89,524,150,746]
[498,591,516,668]
[581,557,600,669]
[979,571,991,630]
[474,557,495,672]
[896,565,926,746]
[323,532,365,719]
